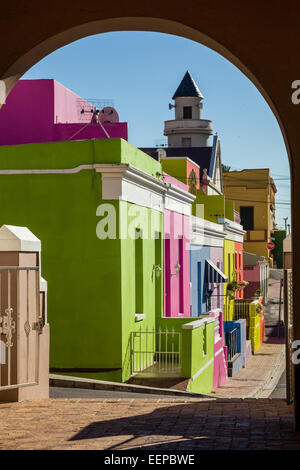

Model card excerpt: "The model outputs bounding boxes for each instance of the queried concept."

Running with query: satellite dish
[168,103,176,110]
[98,107,119,123]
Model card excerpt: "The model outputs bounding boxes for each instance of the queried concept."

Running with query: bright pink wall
[0,79,128,146]
[53,80,89,124]
[163,172,189,191]
[164,208,190,317]
[52,122,128,141]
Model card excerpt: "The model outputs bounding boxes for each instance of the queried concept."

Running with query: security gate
[284,269,294,404]
[131,328,181,376]
[0,266,43,391]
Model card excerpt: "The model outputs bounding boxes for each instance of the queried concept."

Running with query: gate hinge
[32,317,44,334]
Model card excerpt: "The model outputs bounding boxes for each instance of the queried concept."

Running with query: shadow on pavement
[68,400,299,450]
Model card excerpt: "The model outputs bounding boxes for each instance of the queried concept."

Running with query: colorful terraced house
[0,72,267,394]
[0,136,225,394]
[0,137,196,381]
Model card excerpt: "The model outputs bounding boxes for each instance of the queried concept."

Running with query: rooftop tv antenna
[154,138,168,147]
[77,98,114,121]
[69,98,116,140]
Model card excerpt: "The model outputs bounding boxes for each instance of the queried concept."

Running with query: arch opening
[0,19,292,402]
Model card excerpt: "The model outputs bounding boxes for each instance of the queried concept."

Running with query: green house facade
[0,138,199,383]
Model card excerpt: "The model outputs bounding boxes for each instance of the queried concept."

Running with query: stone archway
[1,1,298,427]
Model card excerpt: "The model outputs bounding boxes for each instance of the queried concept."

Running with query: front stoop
[227,353,244,377]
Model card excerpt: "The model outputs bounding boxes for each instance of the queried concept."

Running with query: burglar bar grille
[0,266,41,391]
[233,299,251,321]
[131,328,181,375]
[225,328,238,361]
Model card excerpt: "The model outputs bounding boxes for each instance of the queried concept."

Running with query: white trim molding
[218,218,246,243]
[181,316,215,330]
[190,215,226,247]
[95,163,195,215]
[0,162,195,216]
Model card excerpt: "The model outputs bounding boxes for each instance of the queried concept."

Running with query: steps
[227,352,243,377]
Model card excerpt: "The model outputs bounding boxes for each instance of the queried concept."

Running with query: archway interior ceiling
[1,5,299,154]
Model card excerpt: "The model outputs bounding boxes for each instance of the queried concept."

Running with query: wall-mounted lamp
[153,264,162,278]
[175,262,181,275]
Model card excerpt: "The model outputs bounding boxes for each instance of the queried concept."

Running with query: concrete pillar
[0,225,49,402]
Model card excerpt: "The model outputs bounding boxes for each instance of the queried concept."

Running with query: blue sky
[22,31,291,229]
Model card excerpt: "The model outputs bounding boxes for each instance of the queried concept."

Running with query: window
[154,232,162,317]
[217,261,221,308]
[197,261,202,314]
[135,230,143,313]
[179,237,184,313]
[165,238,171,316]
[182,137,192,147]
[183,106,192,119]
[240,206,254,231]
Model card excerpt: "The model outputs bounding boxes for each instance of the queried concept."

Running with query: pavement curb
[249,345,286,398]
[50,344,286,401]
[49,374,205,398]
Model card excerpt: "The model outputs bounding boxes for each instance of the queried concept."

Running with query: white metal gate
[131,328,181,376]
[0,266,43,391]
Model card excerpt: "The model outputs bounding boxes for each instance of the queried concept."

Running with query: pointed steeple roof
[172,71,204,100]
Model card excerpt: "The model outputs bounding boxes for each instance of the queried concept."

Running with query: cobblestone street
[0,397,299,450]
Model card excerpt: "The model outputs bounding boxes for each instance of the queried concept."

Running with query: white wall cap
[40,276,47,292]
[182,316,215,329]
[0,225,41,252]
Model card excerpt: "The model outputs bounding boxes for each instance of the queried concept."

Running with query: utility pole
[283,217,288,233]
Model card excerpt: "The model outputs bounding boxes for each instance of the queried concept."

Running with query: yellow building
[223,169,277,266]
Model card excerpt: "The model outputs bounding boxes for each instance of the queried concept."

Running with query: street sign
[267,241,275,250]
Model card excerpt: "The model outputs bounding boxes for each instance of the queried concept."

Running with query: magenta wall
[0,79,128,145]
[164,210,190,317]
[163,173,191,317]
[210,310,228,389]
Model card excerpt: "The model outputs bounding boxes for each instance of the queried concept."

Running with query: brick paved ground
[0,397,299,450]
[211,340,285,398]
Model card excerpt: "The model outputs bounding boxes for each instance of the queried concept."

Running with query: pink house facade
[163,173,194,317]
[210,309,228,389]
[0,79,128,146]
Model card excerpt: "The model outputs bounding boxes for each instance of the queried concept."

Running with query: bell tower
[164,71,213,147]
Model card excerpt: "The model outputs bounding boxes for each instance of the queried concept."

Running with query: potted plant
[256,304,263,314]
[238,280,249,289]
[255,288,262,298]
[227,281,238,292]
